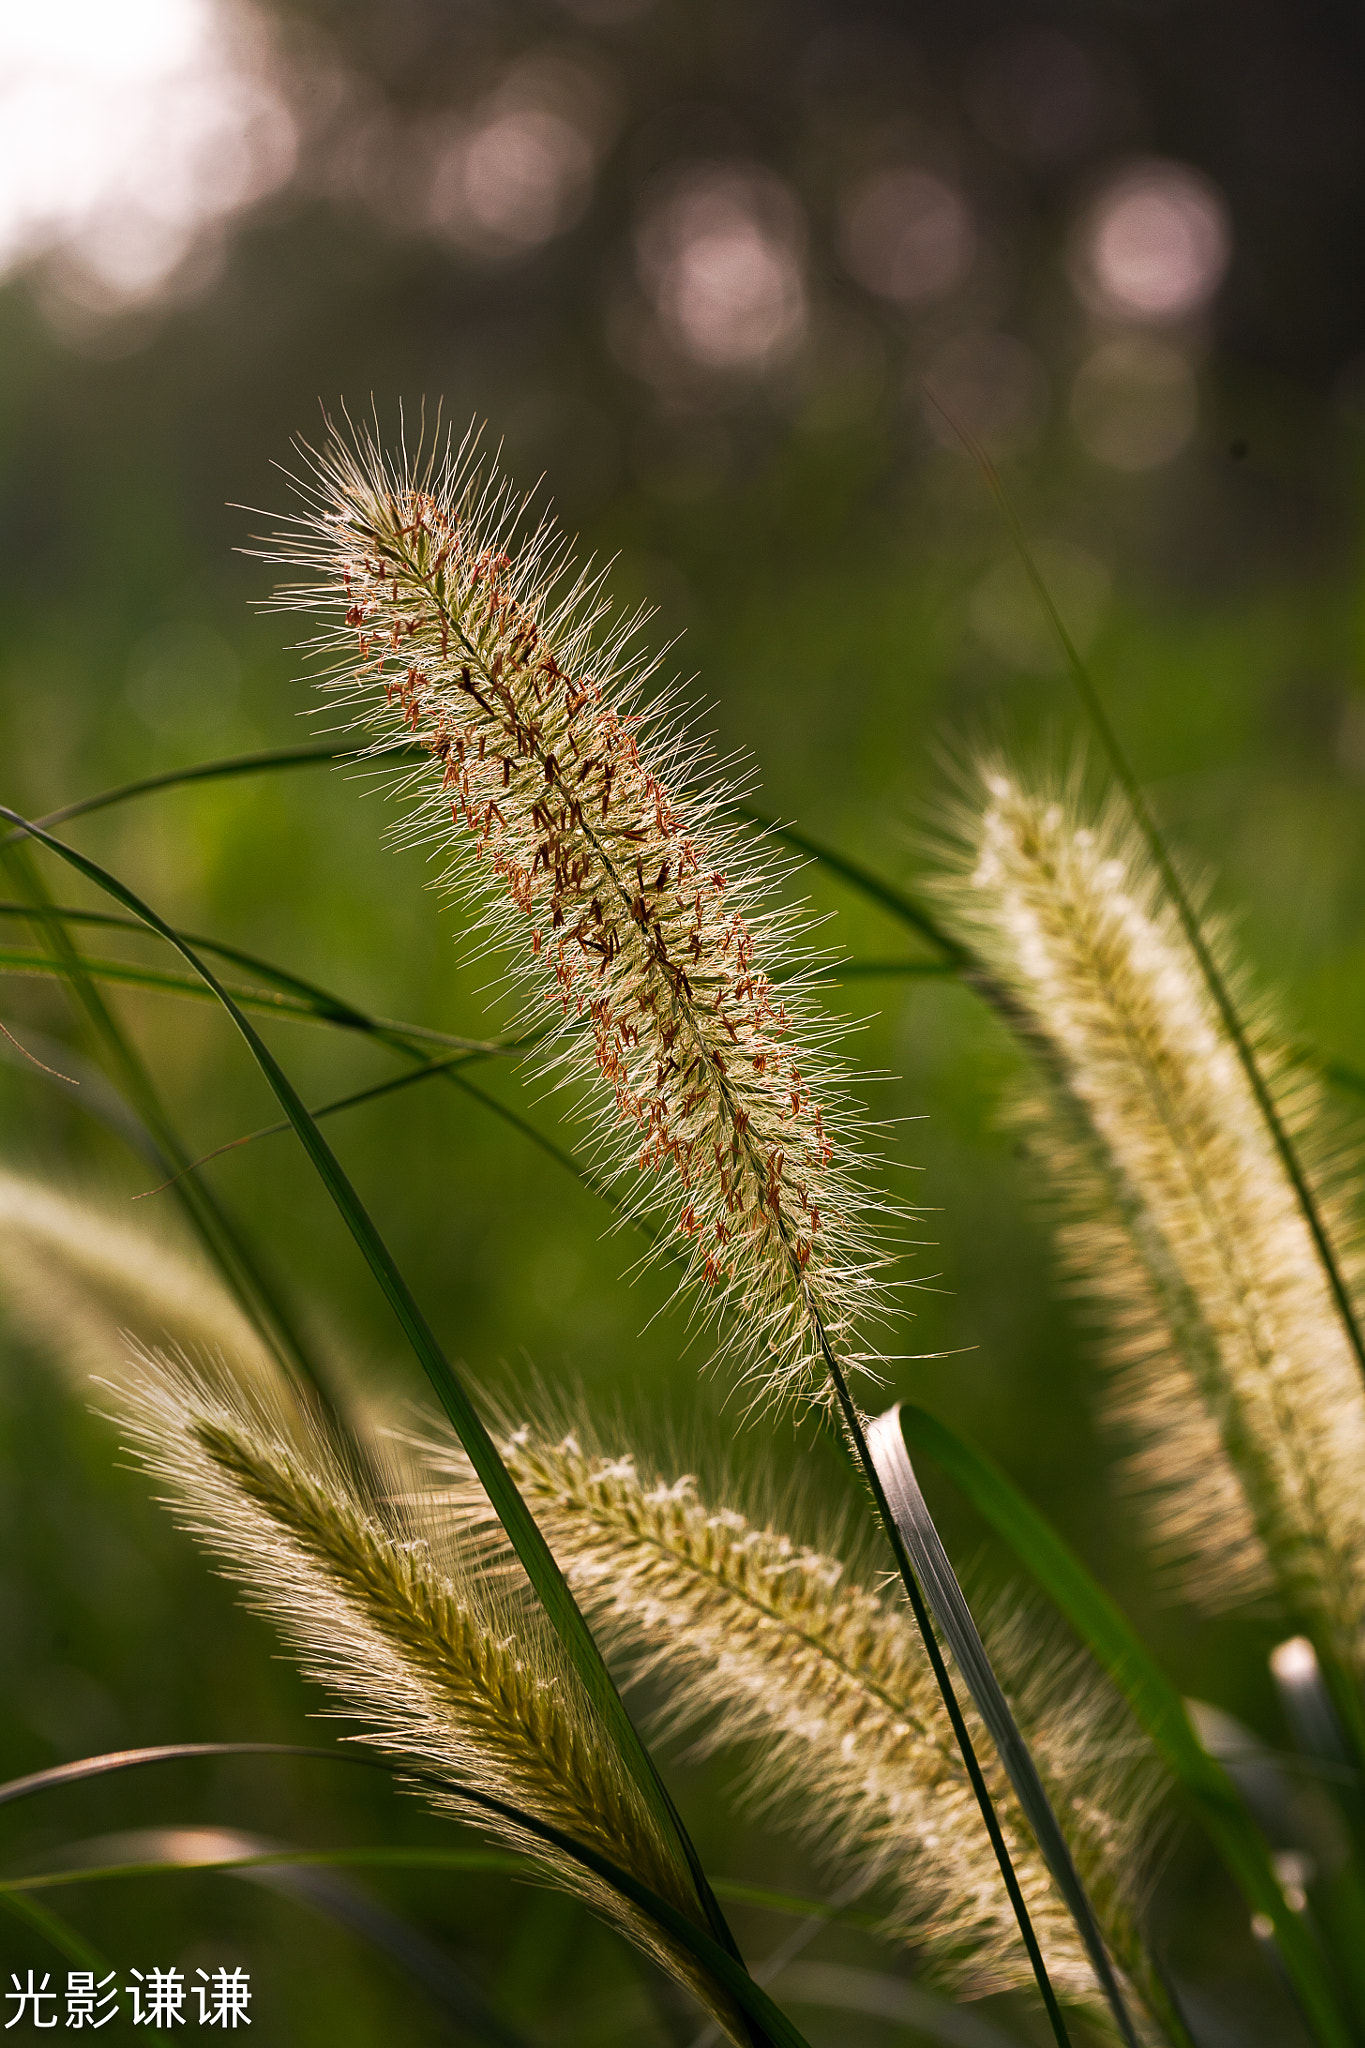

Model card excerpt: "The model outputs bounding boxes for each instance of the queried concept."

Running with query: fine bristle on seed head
[411,1406,1161,2024]
[931,760,1365,1668]
[256,417,904,1409]
[112,1349,747,2040]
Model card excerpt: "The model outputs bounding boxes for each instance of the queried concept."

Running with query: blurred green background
[2,0,1365,2040]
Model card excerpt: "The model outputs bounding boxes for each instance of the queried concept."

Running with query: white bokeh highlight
[0,0,295,309]
[635,165,808,372]
[428,56,613,257]
[1072,160,1230,323]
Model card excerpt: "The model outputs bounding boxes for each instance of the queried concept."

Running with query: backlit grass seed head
[0,1169,274,1392]
[416,1412,1157,2021]
[114,1352,743,2039]
[260,419,896,1404]
[936,764,1365,1661]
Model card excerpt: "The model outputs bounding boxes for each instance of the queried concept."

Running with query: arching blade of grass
[0,944,453,1025]
[18,752,1365,1103]
[9,1828,538,2048]
[1,1847,875,1936]
[865,1406,1144,2048]
[0,1745,811,2048]
[0,1742,384,1811]
[735,805,966,962]
[0,930,512,1055]
[0,742,379,844]
[897,1402,1354,2048]
[0,923,631,1229]
[0,809,759,2026]
[0,843,335,1412]
[0,898,515,1052]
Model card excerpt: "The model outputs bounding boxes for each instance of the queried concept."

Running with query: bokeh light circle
[838,167,974,306]
[1072,160,1230,323]
[1071,337,1198,469]
[635,165,808,372]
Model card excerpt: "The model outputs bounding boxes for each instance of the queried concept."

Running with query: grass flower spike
[0,1169,275,1391]
[261,420,895,1404]
[936,764,1365,1677]
[416,1412,1159,2025]
[114,1352,748,2040]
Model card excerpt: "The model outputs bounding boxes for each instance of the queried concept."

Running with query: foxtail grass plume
[0,1169,274,1391]
[415,1411,1158,2023]
[259,418,897,1405]
[934,764,1365,1668]
[114,1353,747,2041]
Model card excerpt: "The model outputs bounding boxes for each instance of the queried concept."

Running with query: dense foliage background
[2,0,1364,2039]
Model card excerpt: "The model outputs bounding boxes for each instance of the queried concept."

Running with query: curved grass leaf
[0,1744,811,2048]
[898,1402,1355,2048]
[0,898,516,1056]
[16,754,1365,1104]
[803,1326,1071,2048]
[10,1827,537,2048]
[0,808,758,2026]
[865,1405,1142,2048]
[1,742,379,844]
[0,942,505,1054]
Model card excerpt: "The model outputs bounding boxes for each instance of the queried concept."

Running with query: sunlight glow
[0,0,294,310]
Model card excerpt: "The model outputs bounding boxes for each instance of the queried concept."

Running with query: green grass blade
[0,1745,809,2048]
[0,1742,378,1810]
[735,806,965,961]
[899,1402,1355,2048]
[9,1829,537,2048]
[0,941,508,1056]
[0,742,376,844]
[3,1850,533,1891]
[0,899,513,1053]
[866,1407,1141,2048]
[1,1852,875,1934]
[0,809,754,2012]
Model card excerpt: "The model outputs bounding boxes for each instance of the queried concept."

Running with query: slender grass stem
[0,805,764,2040]
[807,1311,1074,2048]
